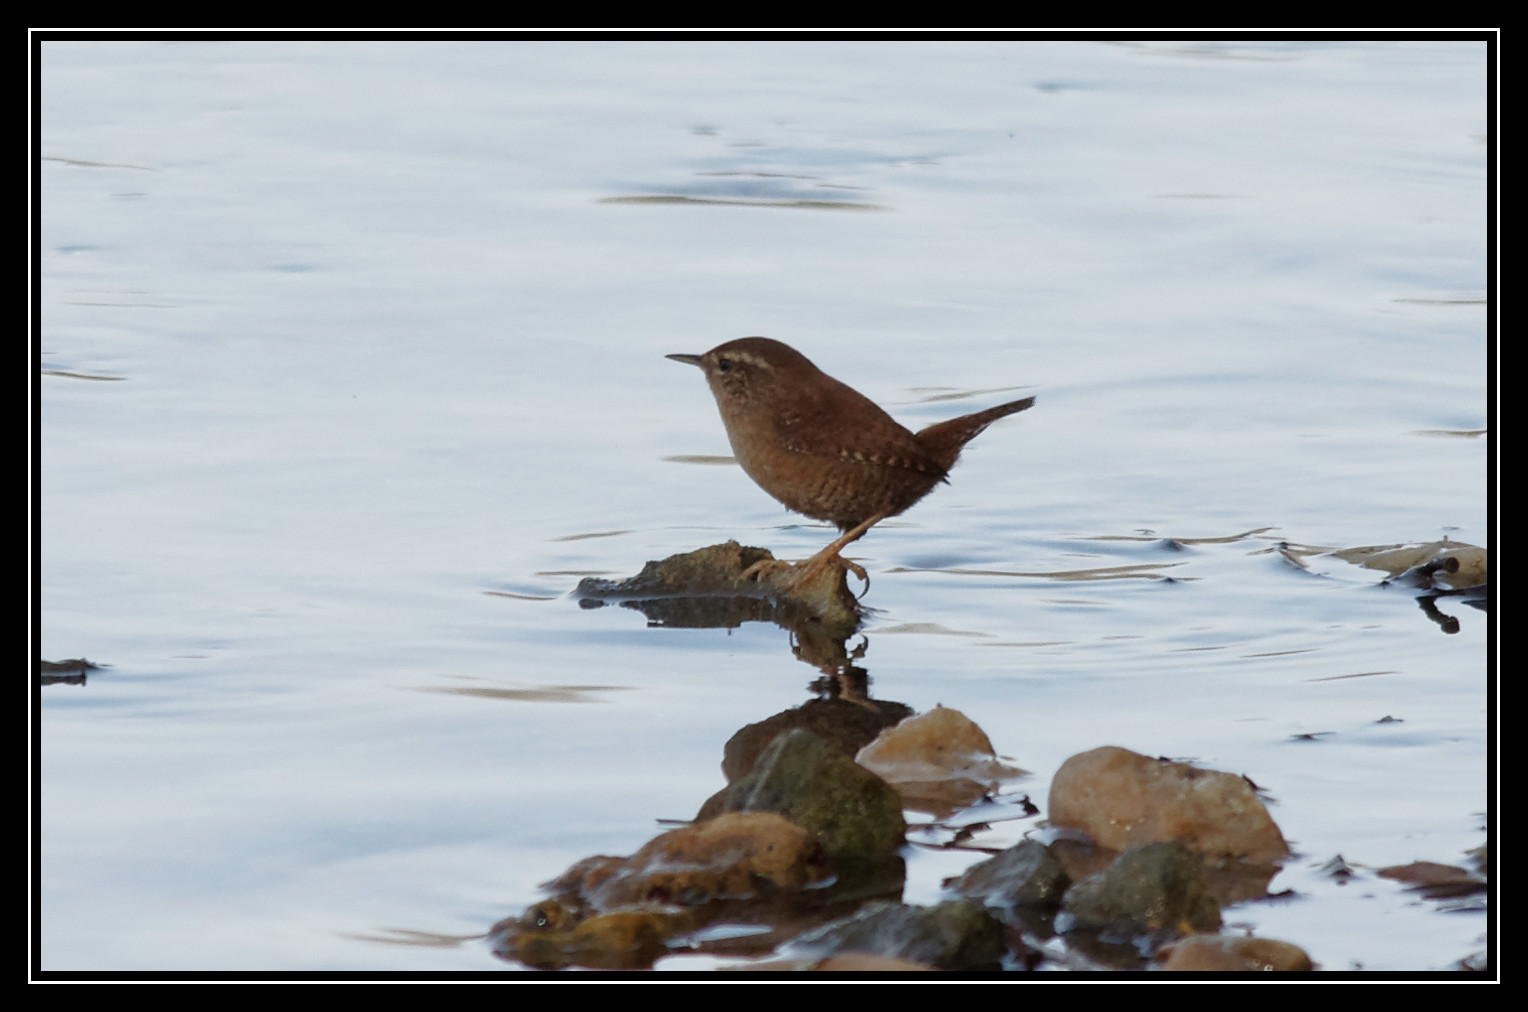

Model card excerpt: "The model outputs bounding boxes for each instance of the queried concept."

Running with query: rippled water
[38,38,1490,974]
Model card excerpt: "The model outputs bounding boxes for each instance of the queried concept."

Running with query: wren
[668,337,1034,580]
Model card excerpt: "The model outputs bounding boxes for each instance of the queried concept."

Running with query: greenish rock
[950,838,1072,911]
[1062,840,1222,936]
[699,728,906,861]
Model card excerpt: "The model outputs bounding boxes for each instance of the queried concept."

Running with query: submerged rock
[785,899,1006,971]
[498,907,695,971]
[1377,859,1488,900]
[1329,540,1487,591]
[40,657,101,686]
[738,953,935,971]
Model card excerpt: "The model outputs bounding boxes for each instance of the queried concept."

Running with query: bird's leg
[784,511,888,595]
[736,512,886,597]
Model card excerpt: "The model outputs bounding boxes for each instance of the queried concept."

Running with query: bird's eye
[716,357,733,372]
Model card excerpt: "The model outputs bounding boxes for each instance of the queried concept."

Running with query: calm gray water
[38,39,1490,973]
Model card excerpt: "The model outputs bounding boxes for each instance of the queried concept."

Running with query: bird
[668,337,1034,586]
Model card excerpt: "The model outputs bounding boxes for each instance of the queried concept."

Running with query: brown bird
[668,337,1034,584]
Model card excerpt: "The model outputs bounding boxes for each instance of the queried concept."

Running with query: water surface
[38,38,1489,973]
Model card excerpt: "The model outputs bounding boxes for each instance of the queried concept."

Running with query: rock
[571,811,831,910]
[1048,746,1289,865]
[700,728,907,861]
[1160,933,1314,971]
[1375,859,1488,902]
[496,907,697,970]
[786,899,1005,971]
[735,953,934,971]
[856,706,1026,814]
[574,541,780,599]
[1061,840,1223,936]
[573,541,863,633]
[493,811,831,970]
[722,697,912,784]
[947,838,1071,913]
[1330,540,1488,591]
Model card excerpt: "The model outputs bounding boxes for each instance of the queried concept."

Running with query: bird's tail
[915,396,1035,470]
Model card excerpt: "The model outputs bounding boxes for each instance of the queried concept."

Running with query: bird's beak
[666,353,704,367]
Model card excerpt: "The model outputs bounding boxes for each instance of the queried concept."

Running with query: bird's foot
[737,556,797,586]
[796,553,869,596]
[737,550,868,599]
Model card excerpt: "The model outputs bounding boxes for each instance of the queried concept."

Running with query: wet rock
[1048,746,1289,865]
[568,811,831,909]
[40,657,100,673]
[1377,859,1487,900]
[699,728,907,862]
[492,811,832,970]
[1277,539,1488,592]
[497,907,697,970]
[1047,835,1118,885]
[736,953,934,971]
[722,697,913,784]
[1061,840,1223,937]
[1160,933,1314,971]
[1458,951,1490,973]
[856,706,1027,814]
[575,541,778,598]
[1332,540,1488,591]
[799,953,934,971]
[40,657,100,686]
[785,899,1005,971]
[574,540,862,634]
[947,838,1071,915]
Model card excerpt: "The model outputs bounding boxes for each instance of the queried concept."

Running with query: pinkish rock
[1048,746,1288,865]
